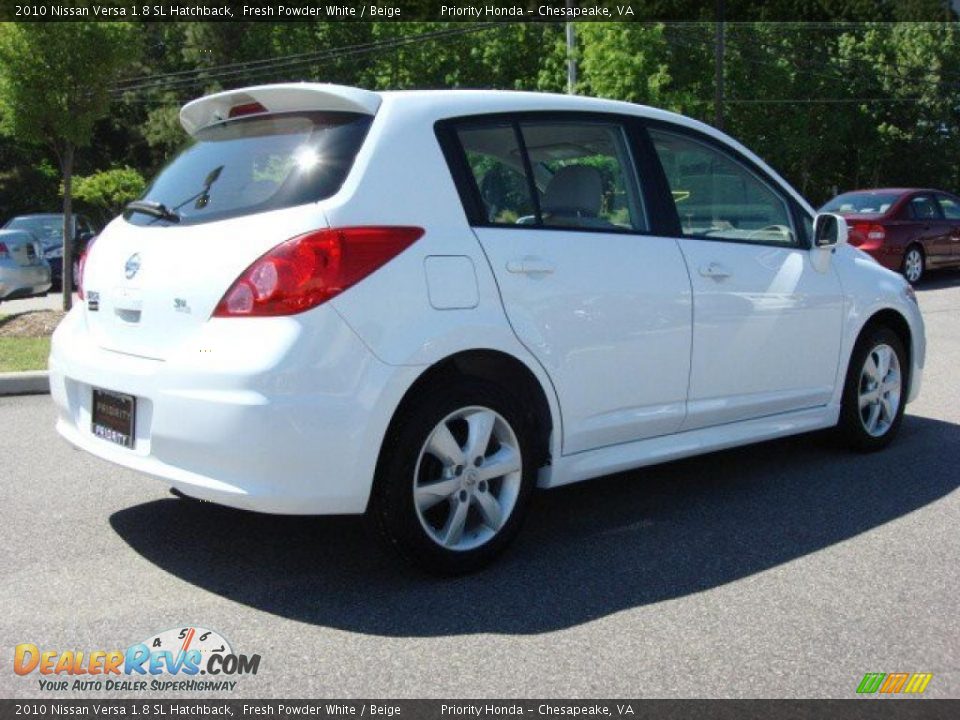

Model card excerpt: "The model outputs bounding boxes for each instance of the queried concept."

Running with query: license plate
[92,389,136,449]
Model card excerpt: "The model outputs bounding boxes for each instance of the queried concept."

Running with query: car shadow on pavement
[914,269,960,292]
[109,414,959,636]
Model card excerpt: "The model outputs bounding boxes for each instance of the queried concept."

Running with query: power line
[112,24,504,98]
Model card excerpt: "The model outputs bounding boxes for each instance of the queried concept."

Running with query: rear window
[5,217,64,247]
[125,111,371,227]
[821,191,902,216]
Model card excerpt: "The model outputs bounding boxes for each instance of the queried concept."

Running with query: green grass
[0,337,50,372]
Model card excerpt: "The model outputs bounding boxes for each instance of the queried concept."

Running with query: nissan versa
[50,84,925,573]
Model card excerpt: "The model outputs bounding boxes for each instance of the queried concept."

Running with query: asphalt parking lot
[1,275,958,699]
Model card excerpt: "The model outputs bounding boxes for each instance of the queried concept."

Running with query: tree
[0,23,139,310]
[72,167,147,224]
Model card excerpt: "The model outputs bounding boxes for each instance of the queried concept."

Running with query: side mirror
[813,213,848,248]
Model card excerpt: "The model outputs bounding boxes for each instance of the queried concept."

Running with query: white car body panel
[82,204,330,360]
[474,227,692,453]
[676,238,844,430]
[48,84,925,513]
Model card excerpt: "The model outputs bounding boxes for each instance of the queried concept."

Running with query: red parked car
[820,188,960,283]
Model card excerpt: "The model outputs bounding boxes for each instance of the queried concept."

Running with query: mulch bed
[0,310,67,338]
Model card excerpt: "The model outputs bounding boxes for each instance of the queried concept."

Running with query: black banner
[0,700,958,720]
[2,0,958,23]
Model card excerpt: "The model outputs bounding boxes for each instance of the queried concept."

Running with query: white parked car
[50,85,925,573]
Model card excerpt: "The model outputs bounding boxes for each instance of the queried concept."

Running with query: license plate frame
[91,388,136,449]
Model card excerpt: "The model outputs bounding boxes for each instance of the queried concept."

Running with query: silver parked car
[0,229,51,302]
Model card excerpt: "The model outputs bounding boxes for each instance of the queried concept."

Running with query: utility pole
[566,0,577,94]
[714,0,725,129]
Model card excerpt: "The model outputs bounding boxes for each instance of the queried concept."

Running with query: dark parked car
[820,188,960,283]
[2,213,97,289]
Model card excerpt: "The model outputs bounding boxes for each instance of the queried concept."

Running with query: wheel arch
[862,308,912,364]
[372,349,558,504]
[847,308,913,394]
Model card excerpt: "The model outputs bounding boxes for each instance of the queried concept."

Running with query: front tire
[370,378,536,575]
[902,245,924,284]
[838,326,907,452]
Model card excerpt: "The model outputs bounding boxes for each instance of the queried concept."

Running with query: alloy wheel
[903,249,923,283]
[858,343,902,437]
[412,406,523,552]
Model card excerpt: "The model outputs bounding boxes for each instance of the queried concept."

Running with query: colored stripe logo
[857,673,933,694]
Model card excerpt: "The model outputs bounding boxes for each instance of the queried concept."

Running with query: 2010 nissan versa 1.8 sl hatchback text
[50,84,925,573]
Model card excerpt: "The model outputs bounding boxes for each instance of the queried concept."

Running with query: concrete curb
[0,371,50,396]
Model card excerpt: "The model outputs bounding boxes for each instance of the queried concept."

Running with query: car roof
[0,228,36,239]
[840,188,948,196]
[6,213,65,222]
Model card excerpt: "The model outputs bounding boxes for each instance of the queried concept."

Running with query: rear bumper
[0,264,52,300]
[49,305,421,514]
[855,244,902,272]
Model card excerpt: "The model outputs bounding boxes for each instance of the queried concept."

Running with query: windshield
[5,217,65,247]
[821,191,903,216]
[125,111,372,227]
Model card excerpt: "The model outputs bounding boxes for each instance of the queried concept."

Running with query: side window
[935,194,960,220]
[454,119,646,232]
[909,194,943,220]
[649,128,797,246]
[519,122,646,232]
[456,124,535,225]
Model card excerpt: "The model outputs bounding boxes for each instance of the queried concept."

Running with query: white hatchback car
[51,84,925,573]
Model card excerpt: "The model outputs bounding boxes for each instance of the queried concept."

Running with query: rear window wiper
[125,200,181,224]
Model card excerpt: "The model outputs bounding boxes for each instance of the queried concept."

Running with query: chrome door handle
[699,262,731,279]
[506,257,555,275]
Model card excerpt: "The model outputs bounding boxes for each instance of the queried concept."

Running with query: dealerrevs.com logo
[14,626,261,692]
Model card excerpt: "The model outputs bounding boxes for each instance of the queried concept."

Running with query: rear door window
[908,194,943,221]
[457,124,536,224]
[126,112,371,227]
[450,117,647,233]
[935,194,960,220]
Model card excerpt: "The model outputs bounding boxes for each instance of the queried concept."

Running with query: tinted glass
[126,112,371,227]
[935,194,960,220]
[456,120,646,232]
[520,122,646,231]
[650,129,795,245]
[458,124,535,224]
[5,216,64,248]
[821,191,902,216]
[908,194,943,220]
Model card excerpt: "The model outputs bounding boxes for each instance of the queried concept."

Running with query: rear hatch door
[81,89,376,360]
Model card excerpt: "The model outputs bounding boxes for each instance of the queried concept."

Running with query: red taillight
[228,102,267,119]
[213,226,424,318]
[76,237,96,300]
[0,242,8,259]
[849,223,885,247]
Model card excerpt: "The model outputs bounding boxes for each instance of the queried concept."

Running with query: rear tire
[902,245,924,284]
[838,326,908,452]
[370,378,536,575]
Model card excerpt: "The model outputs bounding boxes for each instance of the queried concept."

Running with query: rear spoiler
[179,83,382,135]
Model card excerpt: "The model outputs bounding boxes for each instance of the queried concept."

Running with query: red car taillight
[0,242,8,259]
[213,226,424,318]
[850,223,885,247]
[76,238,96,300]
